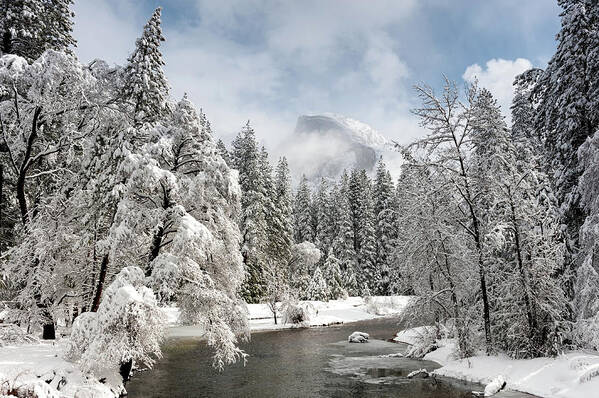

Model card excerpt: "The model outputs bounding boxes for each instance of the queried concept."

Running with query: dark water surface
[127,318,537,398]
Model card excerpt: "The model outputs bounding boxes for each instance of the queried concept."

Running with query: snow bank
[483,375,506,396]
[167,296,411,337]
[390,325,599,398]
[393,326,436,345]
[0,340,120,398]
[0,324,39,346]
[433,348,599,398]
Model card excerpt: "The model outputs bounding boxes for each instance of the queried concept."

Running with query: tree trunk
[508,190,537,341]
[146,183,172,276]
[146,225,164,276]
[16,169,28,225]
[17,107,42,225]
[1,31,12,55]
[42,322,56,340]
[454,144,492,353]
[119,359,133,384]
[90,254,109,312]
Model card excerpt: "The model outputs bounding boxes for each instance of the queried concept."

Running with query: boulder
[348,331,369,343]
[406,368,429,379]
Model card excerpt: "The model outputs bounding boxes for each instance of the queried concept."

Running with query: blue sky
[73,0,561,152]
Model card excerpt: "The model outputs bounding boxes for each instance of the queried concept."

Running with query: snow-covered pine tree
[0,0,76,61]
[575,131,599,351]
[373,157,396,295]
[323,250,346,300]
[272,157,294,265]
[260,146,292,302]
[313,178,331,251]
[331,171,358,295]
[511,68,544,147]
[123,7,169,125]
[260,146,277,260]
[306,266,330,302]
[534,0,599,300]
[349,169,378,292]
[294,175,314,243]
[231,122,268,302]
[216,139,232,166]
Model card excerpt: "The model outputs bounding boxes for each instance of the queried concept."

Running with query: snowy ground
[0,339,119,398]
[168,296,411,337]
[393,327,599,398]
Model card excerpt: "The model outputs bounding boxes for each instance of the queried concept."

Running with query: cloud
[462,58,533,122]
[71,0,556,177]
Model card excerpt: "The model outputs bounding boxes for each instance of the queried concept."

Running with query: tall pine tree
[231,122,268,302]
[123,7,169,125]
[373,157,396,295]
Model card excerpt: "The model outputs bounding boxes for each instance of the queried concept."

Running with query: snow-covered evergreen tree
[306,266,330,302]
[123,7,169,125]
[323,250,346,300]
[472,89,567,357]
[575,131,599,350]
[313,178,331,250]
[271,157,294,264]
[108,96,249,368]
[231,122,268,302]
[373,157,396,295]
[348,169,378,292]
[534,0,599,299]
[294,175,313,243]
[216,139,232,166]
[331,171,358,295]
[0,0,76,61]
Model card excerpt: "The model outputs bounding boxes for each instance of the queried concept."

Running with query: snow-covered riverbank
[0,339,120,398]
[167,296,411,337]
[394,327,599,398]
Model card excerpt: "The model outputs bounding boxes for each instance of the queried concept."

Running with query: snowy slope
[289,114,400,183]
[296,113,389,150]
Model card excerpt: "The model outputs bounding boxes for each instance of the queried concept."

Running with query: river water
[127,318,537,398]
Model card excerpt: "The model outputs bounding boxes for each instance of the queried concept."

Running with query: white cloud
[462,58,533,122]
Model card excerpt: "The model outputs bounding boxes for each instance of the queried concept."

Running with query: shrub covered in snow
[0,324,39,347]
[281,301,315,325]
[67,267,165,380]
[483,375,506,396]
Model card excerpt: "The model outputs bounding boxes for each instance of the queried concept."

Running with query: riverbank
[167,295,411,337]
[394,327,599,398]
[0,339,119,398]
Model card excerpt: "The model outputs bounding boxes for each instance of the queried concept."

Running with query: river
[127,318,537,397]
